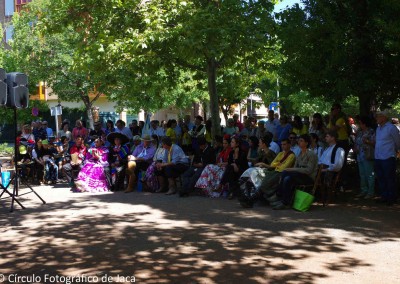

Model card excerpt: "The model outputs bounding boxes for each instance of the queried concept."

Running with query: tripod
[0,108,46,212]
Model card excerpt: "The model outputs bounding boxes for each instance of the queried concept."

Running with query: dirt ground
[1,183,399,284]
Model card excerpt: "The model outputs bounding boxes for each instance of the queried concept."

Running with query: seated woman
[247,136,260,166]
[239,136,277,204]
[107,133,130,191]
[125,134,156,193]
[74,137,110,193]
[218,136,248,199]
[195,136,232,197]
[155,137,190,195]
[239,138,296,208]
[272,134,318,210]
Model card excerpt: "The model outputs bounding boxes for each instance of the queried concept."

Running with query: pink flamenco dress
[74,146,110,193]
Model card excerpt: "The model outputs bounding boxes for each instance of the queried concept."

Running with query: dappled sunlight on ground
[1,187,399,283]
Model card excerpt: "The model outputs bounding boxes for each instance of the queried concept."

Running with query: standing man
[72,120,88,141]
[89,121,106,139]
[42,121,53,139]
[328,103,350,160]
[233,113,244,132]
[265,110,279,140]
[130,119,141,136]
[374,110,400,205]
[184,114,195,132]
[115,119,133,140]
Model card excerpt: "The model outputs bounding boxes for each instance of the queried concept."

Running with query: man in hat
[179,137,216,197]
[374,110,400,205]
[130,135,142,153]
[125,134,156,192]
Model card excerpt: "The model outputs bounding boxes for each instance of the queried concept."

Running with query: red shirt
[70,144,87,163]
[72,127,88,140]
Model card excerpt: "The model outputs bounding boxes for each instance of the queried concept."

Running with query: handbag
[293,189,315,212]
[363,145,375,161]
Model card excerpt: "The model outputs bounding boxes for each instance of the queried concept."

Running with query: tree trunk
[81,93,94,130]
[207,58,221,138]
[358,93,373,117]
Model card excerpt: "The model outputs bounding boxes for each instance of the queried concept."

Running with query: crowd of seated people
[14,106,400,208]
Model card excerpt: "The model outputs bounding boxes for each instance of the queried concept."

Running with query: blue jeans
[45,160,59,181]
[375,158,397,202]
[357,159,375,195]
[277,171,314,205]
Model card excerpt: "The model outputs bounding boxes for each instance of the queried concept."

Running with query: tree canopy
[277,0,400,115]
[36,0,278,136]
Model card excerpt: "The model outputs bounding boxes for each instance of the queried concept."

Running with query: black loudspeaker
[6,72,29,109]
[0,68,7,106]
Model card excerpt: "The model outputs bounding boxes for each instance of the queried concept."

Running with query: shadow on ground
[1,186,399,283]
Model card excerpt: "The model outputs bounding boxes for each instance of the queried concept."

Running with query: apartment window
[16,0,33,13]
[5,0,15,16]
[16,0,33,4]
[6,26,14,42]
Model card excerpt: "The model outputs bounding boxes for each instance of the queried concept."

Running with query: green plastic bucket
[293,189,314,212]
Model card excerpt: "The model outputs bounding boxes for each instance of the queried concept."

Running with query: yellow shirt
[293,125,308,136]
[270,151,296,172]
[328,117,348,140]
[166,128,176,141]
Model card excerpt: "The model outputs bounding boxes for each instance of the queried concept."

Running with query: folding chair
[297,164,324,197]
[320,169,342,206]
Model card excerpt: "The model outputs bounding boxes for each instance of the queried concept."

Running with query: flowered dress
[75,146,110,192]
[195,147,232,197]
[144,147,166,192]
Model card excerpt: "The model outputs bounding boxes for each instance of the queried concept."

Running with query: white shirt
[291,145,301,157]
[269,141,281,154]
[319,144,345,172]
[115,127,133,140]
[265,119,279,137]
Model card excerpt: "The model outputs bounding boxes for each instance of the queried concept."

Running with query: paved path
[1,184,399,284]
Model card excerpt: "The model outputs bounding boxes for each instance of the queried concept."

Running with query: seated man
[260,138,296,203]
[272,134,318,210]
[125,134,156,193]
[318,130,345,201]
[155,137,190,195]
[62,136,87,187]
[179,137,216,197]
